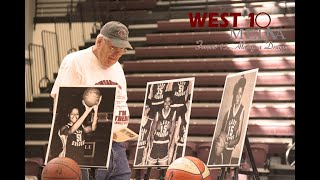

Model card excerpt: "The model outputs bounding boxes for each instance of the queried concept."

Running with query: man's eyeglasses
[109,46,127,54]
[102,36,127,54]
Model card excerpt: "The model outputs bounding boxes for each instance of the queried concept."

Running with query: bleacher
[25,0,295,179]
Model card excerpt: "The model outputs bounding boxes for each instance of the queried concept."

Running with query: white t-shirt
[51,46,129,132]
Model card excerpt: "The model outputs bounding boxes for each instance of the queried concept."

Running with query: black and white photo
[207,69,258,167]
[134,78,195,167]
[45,85,118,168]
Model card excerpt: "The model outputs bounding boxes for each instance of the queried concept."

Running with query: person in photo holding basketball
[58,93,101,164]
[216,76,247,165]
[209,131,227,165]
[51,21,133,179]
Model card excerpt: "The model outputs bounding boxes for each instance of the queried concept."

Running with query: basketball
[214,131,227,156]
[165,156,211,180]
[83,87,101,107]
[41,157,82,180]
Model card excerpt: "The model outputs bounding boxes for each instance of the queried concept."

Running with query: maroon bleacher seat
[126,73,295,88]
[196,142,212,164]
[268,143,290,158]
[128,103,295,119]
[25,157,43,178]
[209,168,220,180]
[250,144,269,169]
[135,43,295,59]
[126,87,295,102]
[123,57,295,73]
[184,142,197,156]
[247,124,295,137]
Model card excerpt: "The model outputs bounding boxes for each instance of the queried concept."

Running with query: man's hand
[113,133,117,140]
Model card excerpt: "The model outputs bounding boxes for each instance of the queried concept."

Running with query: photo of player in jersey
[147,94,177,165]
[133,77,195,167]
[45,85,117,168]
[134,103,153,166]
[166,80,193,163]
[207,69,258,167]
[147,82,169,120]
[57,97,100,165]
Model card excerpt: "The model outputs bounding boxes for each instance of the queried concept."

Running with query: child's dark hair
[163,91,173,100]
[233,75,246,96]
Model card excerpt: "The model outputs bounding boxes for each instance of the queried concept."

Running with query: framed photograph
[44,85,118,168]
[207,68,259,167]
[133,77,195,167]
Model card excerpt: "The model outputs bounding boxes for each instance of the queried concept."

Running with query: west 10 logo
[188,12,271,28]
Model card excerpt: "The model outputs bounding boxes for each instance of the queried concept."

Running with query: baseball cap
[100,21,133,49]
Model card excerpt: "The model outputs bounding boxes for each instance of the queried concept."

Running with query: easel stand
[80,167,97,180]
[144,167,152,180]
[217,167,226,180]
[217,134,260,180]
[135,169,141,180]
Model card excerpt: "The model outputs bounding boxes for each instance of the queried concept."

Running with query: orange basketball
[165,156,211,180]
[41,157,82,180]
[83,88,101,107]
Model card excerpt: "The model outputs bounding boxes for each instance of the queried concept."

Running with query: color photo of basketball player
[133,77,195,167]
[207,69,258,167]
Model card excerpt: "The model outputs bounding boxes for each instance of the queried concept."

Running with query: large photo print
[134,77,195,167]
[44,85,118,168]
[207,69,258,167]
